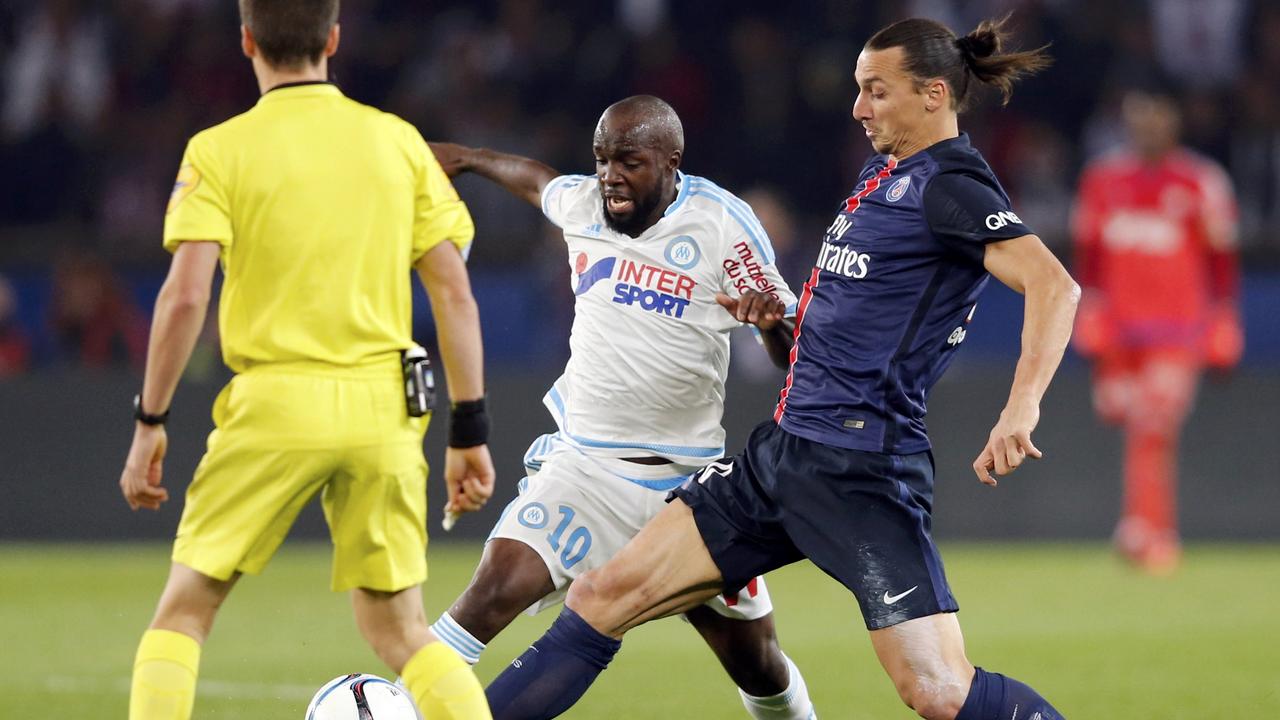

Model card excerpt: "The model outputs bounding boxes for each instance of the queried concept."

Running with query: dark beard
[601,194,661,237]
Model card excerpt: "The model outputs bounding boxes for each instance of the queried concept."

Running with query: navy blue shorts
[670,420,958,630]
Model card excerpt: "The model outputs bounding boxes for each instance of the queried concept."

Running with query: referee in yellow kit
[118,2,495,718]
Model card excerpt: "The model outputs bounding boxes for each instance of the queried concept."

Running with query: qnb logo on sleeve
[816,239,870,279]
[984,210,1023,230]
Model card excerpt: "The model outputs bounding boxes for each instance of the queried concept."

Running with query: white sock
[739,653,817,720]
[429,612,486,665]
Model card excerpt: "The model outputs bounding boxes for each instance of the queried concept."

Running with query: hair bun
[956,30,998,61]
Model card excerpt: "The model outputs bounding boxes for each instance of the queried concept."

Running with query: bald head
[591,96,685,237]
[594,95,685,154]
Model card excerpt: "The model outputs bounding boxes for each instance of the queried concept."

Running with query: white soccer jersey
[539,171,797,466]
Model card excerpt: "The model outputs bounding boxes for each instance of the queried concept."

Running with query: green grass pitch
[2,542,1277,718]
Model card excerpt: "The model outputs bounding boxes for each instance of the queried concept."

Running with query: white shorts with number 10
[489,433,773,620]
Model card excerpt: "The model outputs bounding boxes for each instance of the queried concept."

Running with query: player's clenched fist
[716,290,786,330]
[120,424,170,511]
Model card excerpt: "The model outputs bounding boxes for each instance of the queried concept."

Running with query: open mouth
[605,196,635,215]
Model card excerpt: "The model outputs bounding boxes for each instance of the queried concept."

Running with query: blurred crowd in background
[0,0,1277,374]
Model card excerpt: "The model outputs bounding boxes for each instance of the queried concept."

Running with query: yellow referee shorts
[172,358,430,592]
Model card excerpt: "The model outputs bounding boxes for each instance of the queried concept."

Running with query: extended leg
[870,613,1061,720]
[486,499,724,719]
[129,563,238,720]
[687,605,817,719]
[352,584,491,720]
[433,538,557,664]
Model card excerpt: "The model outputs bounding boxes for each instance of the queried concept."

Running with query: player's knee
[566,565,637,627]
[149,606,217,644]
[150,581,233,643]
[352,588,431,673]
[564,568,606,610]
[361,623,425,674]
[896,676,968,720]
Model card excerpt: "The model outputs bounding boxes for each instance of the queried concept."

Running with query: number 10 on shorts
[520,502,593,570]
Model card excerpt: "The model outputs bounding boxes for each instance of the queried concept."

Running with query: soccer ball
[305,674,422,719]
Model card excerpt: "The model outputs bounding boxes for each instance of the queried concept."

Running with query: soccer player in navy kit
[485,16,1078,720]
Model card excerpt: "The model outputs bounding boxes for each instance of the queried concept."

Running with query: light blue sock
[430,612,486,665]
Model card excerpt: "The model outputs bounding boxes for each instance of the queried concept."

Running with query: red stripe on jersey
[773,266,820,423]
[775,158,897,423]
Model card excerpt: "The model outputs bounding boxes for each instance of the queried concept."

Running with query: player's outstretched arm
[715,290,795,369]
[973,234,1080,486]
[428,142,558,208]
[119,241,220,510]
[415,242,495,516]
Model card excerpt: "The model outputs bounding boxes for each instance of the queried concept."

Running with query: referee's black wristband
[448,398,490,448]
[133,394,170,426]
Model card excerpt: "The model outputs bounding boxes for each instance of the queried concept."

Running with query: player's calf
[435,539,558,664]
[687,606,790,695]
[486,607,622,720]
[955,668,1063,720]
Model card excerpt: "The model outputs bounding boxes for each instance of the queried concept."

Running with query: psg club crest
[886,175,911,203]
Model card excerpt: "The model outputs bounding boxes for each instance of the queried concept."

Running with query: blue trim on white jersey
[616,473,689,491]
[546,386,566,420]
[545,382,720,460]
[565,432,724,458]
[663,171,693,217]
[540,174,592,227]
[522,434,554,471]
[686,177,776,264]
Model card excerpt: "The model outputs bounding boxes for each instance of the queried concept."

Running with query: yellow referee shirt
[163,82,473,372]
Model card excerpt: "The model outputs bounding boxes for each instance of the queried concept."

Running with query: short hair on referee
[239,0,339,69]
[866,14,1050,110]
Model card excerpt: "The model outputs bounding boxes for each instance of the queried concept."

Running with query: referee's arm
[120,241,221,510]
[415,241,494,514]
[974,234,1080,485]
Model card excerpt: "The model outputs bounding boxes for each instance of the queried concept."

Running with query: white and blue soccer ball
[305,673,422,720]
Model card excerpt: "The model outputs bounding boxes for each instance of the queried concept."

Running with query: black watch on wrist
[133,394,170,426]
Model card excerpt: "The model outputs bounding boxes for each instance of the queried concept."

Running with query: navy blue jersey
[774,133,1032,454]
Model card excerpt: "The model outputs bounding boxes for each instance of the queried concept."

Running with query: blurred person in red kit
[1072,80,1243,574]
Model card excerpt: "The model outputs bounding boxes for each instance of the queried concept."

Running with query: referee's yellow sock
[129,629,201,720]
[402,640,493,719]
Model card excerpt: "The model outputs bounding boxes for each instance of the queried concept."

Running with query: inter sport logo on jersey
[572,252,697,318]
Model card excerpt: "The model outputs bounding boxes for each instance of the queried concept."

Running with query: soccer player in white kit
[429,96,818,719]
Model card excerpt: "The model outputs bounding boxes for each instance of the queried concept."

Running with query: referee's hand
[444,445,495,515]
[120,424,170,511]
